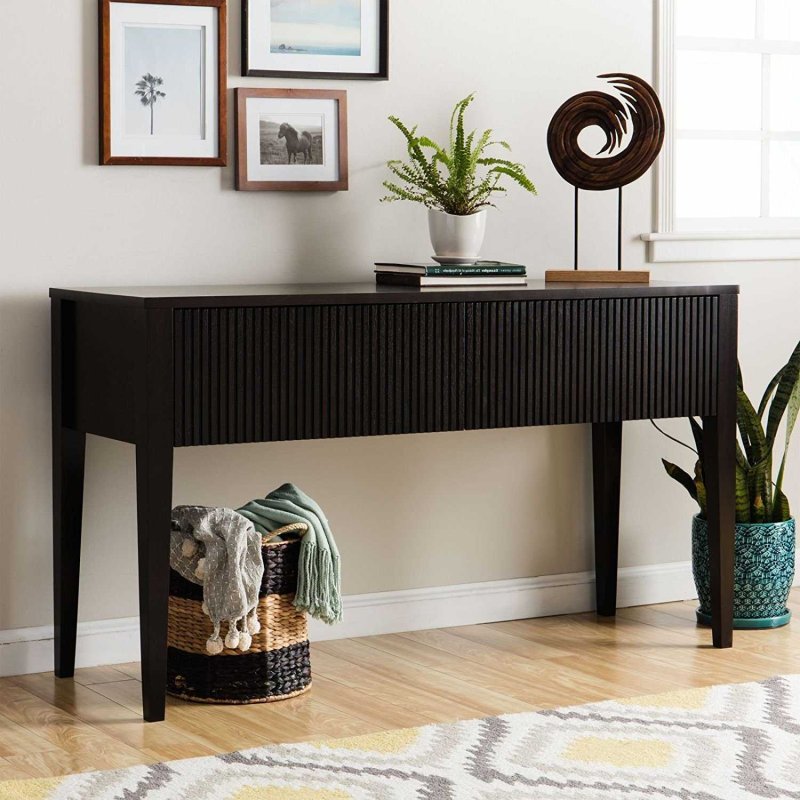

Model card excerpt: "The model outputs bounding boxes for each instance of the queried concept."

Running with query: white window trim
[643,0,800,263]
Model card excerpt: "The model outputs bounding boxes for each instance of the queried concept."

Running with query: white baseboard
[308,560,698,641]
[0,616,141,679]
[0,561,699,678]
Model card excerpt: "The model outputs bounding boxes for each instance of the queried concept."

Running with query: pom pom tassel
[181,537,198,558]
[224,620,240,651]
[247,608,260,635]
[206,623,223,655]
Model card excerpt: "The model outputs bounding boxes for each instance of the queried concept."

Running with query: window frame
[644,0,800,262]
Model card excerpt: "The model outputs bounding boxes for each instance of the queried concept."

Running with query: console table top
[50,280,740,308]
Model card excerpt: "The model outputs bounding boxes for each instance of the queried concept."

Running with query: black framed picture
[242,0,388,80]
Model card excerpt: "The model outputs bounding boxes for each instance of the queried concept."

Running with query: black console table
[50,281,738,721]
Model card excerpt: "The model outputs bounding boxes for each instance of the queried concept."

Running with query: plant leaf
[757,366,783,419]
[689,417,704,462]
[694,462,707,518]
[773,488,791,522]
[766,339,800,445]
[661,459,699,503]
[774,370,800,510]
[737,386,768,465]
[735,464,751,523]
[487,165,537,194]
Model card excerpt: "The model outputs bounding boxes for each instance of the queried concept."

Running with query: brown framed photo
[242,0,388,80]
[100,0,227,166]
[235,88,348,192]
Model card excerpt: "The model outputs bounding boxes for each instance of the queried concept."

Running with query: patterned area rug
[2,675,800,799]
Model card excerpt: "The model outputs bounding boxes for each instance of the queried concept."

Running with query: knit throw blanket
[237,484,342,625]
[170,506,265,654]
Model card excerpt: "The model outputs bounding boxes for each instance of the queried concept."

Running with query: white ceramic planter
[428,209,487,261]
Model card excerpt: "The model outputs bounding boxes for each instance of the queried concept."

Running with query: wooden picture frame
[235,88,348,192]
[100,0,227,166]
[242,0,388,80]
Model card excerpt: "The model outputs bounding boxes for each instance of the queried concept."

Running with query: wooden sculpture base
[545,270,650,284]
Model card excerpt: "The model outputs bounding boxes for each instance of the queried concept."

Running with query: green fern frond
[382,93,536,215]
[418,136,451,167]
[487,165,537,194]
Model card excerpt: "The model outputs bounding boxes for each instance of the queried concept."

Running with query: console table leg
[703,291,737,649]
[703,417,736,647]
[134,307,175,722]
[52,297,86,678]
[135,440,173,722]
[703,413,735,649]
[592,421,623,617]
[53,427,86,677]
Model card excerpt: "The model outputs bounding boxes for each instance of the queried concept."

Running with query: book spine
[424,266,526,276]
[376,273,419,287]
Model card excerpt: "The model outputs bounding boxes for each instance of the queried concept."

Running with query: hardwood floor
[3,593,800,779]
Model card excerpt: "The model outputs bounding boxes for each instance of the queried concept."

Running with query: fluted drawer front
[174,295,720,445]
[174,303,466,446]
[465,296,718,428]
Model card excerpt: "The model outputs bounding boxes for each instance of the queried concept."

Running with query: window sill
[641,232,800,263]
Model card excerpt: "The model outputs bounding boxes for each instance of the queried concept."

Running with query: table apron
[173,296,719,446]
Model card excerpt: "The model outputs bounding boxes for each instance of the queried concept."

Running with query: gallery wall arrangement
[99,0,390,182]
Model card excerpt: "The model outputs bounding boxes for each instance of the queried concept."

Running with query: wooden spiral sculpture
[547,73,664,192]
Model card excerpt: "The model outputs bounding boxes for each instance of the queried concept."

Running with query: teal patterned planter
[692,515,796,629]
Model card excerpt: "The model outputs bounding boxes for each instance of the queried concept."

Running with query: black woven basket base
[167,640,312,705]
[167,682,312,705]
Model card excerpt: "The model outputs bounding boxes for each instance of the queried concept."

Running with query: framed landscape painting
[100,0,227,166]
[242,0,388,80]
[235,89,348,191]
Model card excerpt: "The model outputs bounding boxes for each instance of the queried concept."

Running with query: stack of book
[375,260,527,287]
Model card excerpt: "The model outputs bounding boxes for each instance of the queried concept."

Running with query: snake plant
[381,93,537,215]
[661,339,800,523]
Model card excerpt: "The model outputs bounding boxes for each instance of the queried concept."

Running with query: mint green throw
[237,484,341,625]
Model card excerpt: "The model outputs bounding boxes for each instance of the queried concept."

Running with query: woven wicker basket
[167,523,312,704]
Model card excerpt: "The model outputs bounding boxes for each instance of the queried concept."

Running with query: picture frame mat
[246,97,340,183]
[109,1,219,159]
[246,0,380,75]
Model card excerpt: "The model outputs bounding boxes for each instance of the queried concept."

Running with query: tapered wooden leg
[592,421,623,617]
[53,427,86,677]
[703,293,737,649]
[136,439,173,722]
[703,415,735,648]
[52,297,86,678]
[134,307,175,723]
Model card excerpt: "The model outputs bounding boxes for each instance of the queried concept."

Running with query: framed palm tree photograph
[100,0,227,166]
[242,0,388,80]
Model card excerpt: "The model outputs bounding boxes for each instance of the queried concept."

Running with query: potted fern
[660,340,800,628]
[381,94,537,262]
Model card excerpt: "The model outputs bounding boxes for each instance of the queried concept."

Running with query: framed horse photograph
[235,88,348,191]
[242,0,388,80]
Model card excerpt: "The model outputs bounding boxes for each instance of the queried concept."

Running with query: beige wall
[1,0,797,632]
